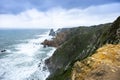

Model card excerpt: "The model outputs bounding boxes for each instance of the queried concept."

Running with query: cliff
[45,16,120,80]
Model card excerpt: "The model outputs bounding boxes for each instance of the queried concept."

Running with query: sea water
[0,29,56,80]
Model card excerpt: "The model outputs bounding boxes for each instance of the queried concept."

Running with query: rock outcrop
[0,49,6,53]
[45,16,120,80]
[41,39,58,47]
[49,29,56,36]
[42,28,71,47]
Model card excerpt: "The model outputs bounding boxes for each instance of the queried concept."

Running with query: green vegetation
[46,16,120,80]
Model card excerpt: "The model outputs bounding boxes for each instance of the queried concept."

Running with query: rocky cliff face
[42,28,71,47]
[45,16,120,80]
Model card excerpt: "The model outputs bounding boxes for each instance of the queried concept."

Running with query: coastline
[44,16,120,80]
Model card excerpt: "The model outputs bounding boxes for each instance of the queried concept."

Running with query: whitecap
[0,30,56,80]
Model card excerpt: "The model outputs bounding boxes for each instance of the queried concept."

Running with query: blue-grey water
[0,29,56,80]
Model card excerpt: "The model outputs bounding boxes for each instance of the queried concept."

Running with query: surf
[0,29,56,80]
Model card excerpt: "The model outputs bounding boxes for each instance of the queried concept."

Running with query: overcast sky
[0,0,120,29]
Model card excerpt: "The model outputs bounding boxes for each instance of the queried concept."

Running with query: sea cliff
[44,16,120,80]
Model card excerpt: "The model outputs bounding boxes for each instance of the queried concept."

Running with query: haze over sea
[0,29,56,80]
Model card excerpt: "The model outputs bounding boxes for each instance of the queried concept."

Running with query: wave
[0,30,56,80]
[13,31,51,56]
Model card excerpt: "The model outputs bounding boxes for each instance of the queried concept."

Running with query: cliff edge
[45,16,120,80]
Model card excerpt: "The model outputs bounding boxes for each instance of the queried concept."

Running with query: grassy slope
[72,44,120,80]
[46,16,120,80]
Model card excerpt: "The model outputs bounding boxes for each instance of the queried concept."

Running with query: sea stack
[49,29,56,36]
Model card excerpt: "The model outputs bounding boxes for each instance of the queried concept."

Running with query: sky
[0,0,120,29]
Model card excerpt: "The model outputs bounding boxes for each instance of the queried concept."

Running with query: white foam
[6,49,12,53]
[0,30,56,80]
[15,43,40,56]
[40,47,56,80]
[4,64,38,80]
[14,32,50,56]
[46,48,56,57]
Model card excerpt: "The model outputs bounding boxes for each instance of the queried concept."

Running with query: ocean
[0,29,56,80]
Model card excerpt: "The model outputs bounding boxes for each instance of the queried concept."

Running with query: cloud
[0,3,120,29]
[0,0,120,14]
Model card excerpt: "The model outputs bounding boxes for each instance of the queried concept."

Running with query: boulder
[1,49,6,53]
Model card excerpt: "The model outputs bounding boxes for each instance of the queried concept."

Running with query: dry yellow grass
[72,44,120,80]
